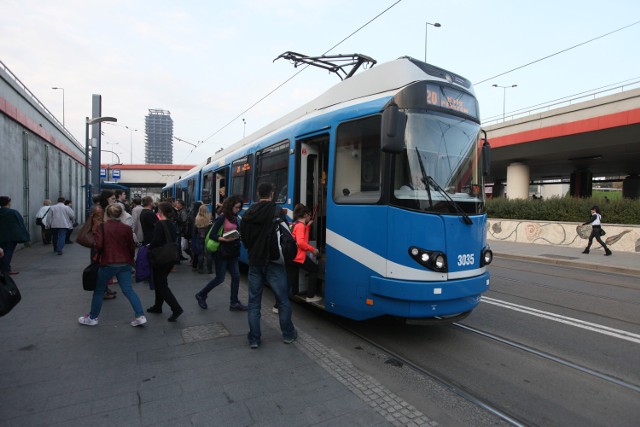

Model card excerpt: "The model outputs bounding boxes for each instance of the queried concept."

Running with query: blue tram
[163,56,493,322]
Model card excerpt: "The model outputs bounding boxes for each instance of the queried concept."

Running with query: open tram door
[295,135,329,301]
[214,168,228,215]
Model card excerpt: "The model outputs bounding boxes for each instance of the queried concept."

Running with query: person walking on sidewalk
[147,201,184,322]
[35,199,52,245]
[240,183,297,349]
[0,196,30,275]
[46,197,75,255]
[78,203,147,327]
[195,196,247,311]
[582,205,612,256]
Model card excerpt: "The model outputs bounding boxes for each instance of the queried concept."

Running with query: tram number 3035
[457,254,475,266]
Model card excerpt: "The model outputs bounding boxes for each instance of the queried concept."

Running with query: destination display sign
[426,84,478,118]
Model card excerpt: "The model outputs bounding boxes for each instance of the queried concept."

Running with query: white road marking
[481,296,640,345]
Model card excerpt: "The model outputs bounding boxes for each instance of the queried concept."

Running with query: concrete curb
[495,252,640,277]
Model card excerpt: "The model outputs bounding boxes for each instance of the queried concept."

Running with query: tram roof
[179,56,473,179]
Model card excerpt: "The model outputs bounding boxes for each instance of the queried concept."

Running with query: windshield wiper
[414,148,472,225]
[414,148,433,207]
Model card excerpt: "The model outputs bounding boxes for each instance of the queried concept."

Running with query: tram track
[331,318,528,427]
[452,322,640,393]
[328,309,640,427]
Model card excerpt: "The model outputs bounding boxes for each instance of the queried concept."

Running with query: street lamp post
[424,22,441,62]
[492,84,518,121]
[51,87,65,127]
[85,116,117,218]
[125,126,138,164]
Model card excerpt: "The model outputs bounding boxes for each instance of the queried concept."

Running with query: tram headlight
[480,247,493,266]
[408,246,447,273]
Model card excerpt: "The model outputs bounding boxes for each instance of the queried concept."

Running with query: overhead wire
[183,0,403,163]
[475,20,640,85]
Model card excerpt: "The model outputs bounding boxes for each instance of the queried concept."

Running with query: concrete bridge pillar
[506,162,530,199]
[570,170,593,197]
[622,174,640,199]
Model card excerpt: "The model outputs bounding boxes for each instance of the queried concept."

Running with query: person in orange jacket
[290,204,321,302]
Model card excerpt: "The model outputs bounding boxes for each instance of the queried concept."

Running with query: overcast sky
[2,0,639,166]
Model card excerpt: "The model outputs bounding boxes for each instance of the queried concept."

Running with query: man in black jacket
[241,182,297,349]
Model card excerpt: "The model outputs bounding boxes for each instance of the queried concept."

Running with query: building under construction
[145,109,173,164]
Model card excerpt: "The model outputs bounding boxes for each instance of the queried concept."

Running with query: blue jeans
[89,264,144,319]
[247,263,295,345]
[198,255,241,305]
[52,228,67,253]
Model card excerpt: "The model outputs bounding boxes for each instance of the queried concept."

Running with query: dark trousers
[40,224,51,244]
[586,226,612,254]
[0,241,17,273]
[152,264,182,313]
[290,257,319,297]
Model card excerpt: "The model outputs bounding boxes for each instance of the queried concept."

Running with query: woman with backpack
[195,196,247,311]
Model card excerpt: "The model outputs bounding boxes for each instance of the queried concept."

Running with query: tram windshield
[391,111,486,214]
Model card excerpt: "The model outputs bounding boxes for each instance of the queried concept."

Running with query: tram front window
[391,111,485,214]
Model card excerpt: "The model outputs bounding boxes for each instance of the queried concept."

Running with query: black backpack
[269,207,298,264]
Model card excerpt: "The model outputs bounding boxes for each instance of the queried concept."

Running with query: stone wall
[487,218,640,253]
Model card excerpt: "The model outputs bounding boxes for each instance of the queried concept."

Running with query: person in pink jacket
[291,204,321,302]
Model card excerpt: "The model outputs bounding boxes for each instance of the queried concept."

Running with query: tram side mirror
[381,105,406,154]
[482,139,491,176]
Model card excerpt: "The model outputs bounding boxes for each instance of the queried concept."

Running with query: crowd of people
[1,184,330,349]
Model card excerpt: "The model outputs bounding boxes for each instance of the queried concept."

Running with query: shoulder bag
[149,221,178,267]
[0,270,22,316]
[81,224,104,291]
[205,223,223,253]
[76,220,95,248]
[35,207,50,226]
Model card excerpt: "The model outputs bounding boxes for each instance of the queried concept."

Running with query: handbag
[149,222,178,267]
[205,223,223,253]
[0,271,22,316]
[82,262,100,291]
[76,220,95,248]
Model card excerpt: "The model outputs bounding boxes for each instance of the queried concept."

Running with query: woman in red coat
[78,203,146,327]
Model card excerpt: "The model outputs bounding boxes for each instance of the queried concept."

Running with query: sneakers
[78,315,98,326]
[195,293,208,309]
[272,305,279,314]
[130,316,147,327]
[250,342,259,349]
[304,295,323,303]
[283,330,298,344]
[229,302,247,311]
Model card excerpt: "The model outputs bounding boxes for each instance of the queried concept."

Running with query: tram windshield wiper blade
[415,148,433,207]
[426,175,473,225]
[414,147,472,224]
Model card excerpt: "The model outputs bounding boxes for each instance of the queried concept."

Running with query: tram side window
[186,178,195,207]
[231,155,253,203]
[201,172,213,205]
[333,116,381,204]
[254,141,289,204]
